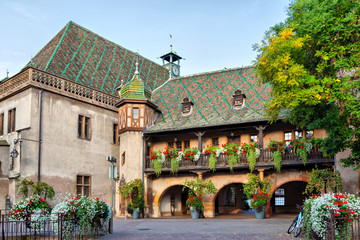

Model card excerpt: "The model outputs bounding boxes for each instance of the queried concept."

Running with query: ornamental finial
[135,52,139,75]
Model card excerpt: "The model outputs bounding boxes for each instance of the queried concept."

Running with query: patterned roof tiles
[146,66,272,132]
[27,21,169,96]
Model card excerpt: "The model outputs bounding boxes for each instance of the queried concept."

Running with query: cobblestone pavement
[99,218,306,240]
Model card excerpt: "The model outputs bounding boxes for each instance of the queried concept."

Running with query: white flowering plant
[303,193,360,240]
[51,195,111,239]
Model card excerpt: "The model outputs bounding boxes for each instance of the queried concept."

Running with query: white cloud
[9,1,39,23]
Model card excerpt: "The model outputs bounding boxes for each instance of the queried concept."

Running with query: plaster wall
[335,149,358,194]
[38,91,119,203]
[118,131,143,182]
[0,88,119,206]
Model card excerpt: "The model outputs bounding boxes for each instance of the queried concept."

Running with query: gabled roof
[26,21,169,96]
[146,66,272,132]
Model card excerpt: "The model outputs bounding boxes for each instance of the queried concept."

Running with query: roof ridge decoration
[119,53,152,101]
[25,21,170,96]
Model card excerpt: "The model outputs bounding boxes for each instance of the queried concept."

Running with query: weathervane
[6,69,9,78]
[169,34,173,50]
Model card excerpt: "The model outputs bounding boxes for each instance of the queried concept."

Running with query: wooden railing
[0,67,120,110]
[144,149,334,173]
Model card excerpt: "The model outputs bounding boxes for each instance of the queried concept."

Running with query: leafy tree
[254,0,360,169]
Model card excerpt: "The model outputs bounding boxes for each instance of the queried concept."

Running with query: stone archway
[152,177,196,218]
[214,182,245,216]
[270,181,308,214]
[266,175,310,217]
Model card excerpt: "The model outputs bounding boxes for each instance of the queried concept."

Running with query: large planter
[254,206,266,219]
[190,208,200,219]
[132,210,140,219]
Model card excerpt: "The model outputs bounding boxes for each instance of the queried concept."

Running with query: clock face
[172,65,179,76]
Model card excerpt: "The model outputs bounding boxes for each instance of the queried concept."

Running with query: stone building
[0,21,357,217]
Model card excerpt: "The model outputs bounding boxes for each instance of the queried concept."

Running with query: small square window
[284,132,292,146]
[295,130,303,139]
[212,138,219,146]
[168,142,174,148]
[133,108,139,119]
[76,175,91,197]
[250,135,258,143]
[306,130,314,139]
[184,140,190,149]
[176,141,182,150]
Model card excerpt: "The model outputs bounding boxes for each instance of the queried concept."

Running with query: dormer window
[181,97,194,116]
[233,90,246,109]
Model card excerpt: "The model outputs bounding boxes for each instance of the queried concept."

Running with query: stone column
[144,174,149,218]
[258,169,264,181]
[197,172,203,180]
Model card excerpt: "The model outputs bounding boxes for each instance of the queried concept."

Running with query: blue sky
[0,0,290,78]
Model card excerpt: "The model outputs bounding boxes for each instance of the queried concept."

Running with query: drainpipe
[38,90,43,182]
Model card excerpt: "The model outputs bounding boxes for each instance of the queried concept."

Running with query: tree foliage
[254,0,360,169]
[16,177,55,200]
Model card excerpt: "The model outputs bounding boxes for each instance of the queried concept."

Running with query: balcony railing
[144,149,334,173]
[0,67,119,110]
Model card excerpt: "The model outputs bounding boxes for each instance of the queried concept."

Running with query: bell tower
[160,44,182,79]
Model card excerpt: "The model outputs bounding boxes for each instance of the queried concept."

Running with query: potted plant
[222,142,240,171]
[182,177,218,219]
[241,142,261,172]
[243,173,272,219]
[126,197,144,219]
[268,140,285,172]
[204,145,219,172]
[119,178,144,219]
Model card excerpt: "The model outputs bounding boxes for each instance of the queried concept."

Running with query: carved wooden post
[255,125,267,162]
[194,131,206,152]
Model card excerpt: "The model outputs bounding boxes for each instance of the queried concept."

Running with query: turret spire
[134,52,140,75]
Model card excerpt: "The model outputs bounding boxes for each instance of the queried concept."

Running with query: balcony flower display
[222,142,240,171]
[290,139,312,165]
[242,142,261,172]
[150,150,165,176]
[268,140,285,172]
[184,147,200,161]
[204,145,219,172]
[163,146,181,174]
[303,193,360,239]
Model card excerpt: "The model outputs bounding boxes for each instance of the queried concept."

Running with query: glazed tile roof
[147,66,272,132]
[26,21,169,96]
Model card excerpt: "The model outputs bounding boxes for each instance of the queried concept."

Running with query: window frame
[284,132,292,146]
[0,112,4,136]
[274,188,285,206]
[78,115,91,140]
[224,187,236,206]
[250,134,258,143]
[8,108,16,134]
[212,137,219,147]
[76,175,91,197]
[113,123,119,145]
[132,107,139,119]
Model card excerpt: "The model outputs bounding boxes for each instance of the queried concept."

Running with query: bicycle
[287,204,303,237]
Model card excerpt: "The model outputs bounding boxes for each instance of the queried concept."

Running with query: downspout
[38,90,43,182]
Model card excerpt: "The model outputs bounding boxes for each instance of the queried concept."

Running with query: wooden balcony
[144,149,334,174]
